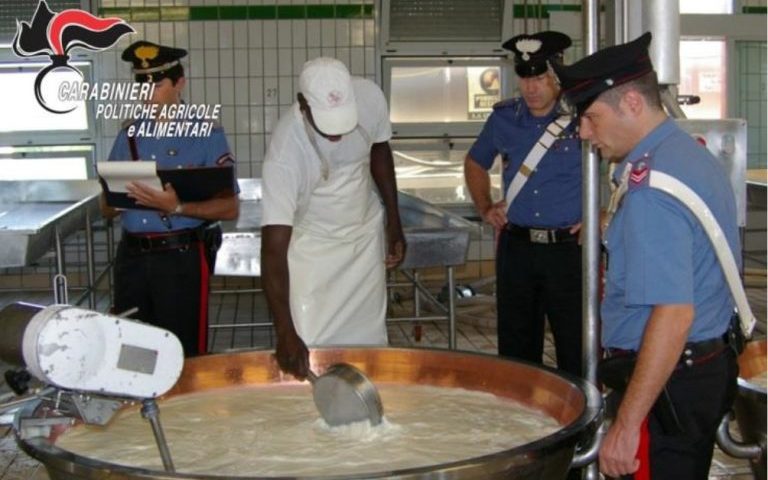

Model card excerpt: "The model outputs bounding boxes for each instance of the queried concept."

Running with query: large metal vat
[734,340,766,480]
[14,348,601,479]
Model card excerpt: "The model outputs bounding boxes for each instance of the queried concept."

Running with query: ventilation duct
[381,0,511,55]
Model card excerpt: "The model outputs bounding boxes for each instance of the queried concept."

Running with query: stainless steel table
[213,178,473,348]
[0,180,103,307]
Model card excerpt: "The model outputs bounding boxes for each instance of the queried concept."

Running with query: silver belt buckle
[529,228,551,244]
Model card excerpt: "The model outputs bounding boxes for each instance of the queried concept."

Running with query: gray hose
[715,413,763,460]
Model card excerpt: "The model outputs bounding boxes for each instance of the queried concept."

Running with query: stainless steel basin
[215,179,472,276]
[0,180,101,267]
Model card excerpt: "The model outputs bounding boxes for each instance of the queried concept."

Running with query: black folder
[100,165,236,210]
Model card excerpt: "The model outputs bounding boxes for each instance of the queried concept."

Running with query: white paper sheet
[96,161,162,193]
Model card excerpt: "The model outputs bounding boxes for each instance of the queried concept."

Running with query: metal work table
[0,180,104,307]
[213,178,473,348]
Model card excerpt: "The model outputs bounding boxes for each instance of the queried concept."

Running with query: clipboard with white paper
[97,161,236,210]
[97,161,163,210]
[97,161,162,192]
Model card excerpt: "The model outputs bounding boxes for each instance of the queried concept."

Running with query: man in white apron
[261,57,405,379]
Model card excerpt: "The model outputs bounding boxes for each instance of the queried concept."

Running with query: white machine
[0,302,185,471]
[0,302,184,399]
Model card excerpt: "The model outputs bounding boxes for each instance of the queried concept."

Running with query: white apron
[287,119,387,346]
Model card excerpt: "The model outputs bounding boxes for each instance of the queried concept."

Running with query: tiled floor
[0,277,765,479]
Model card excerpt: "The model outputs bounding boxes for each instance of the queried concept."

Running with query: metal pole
[621,0,629,42]
[106,219,115,306]
[413,270,422,343]
[447,266,456,349]
[581,1,603,478]
[413,270,421,319]
[85,210,96,309]
[141,399,175,473]
[537,0,543,33]
[522,0,529,34]
[53,226,67,305]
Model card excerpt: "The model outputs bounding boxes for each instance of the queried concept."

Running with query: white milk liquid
[746,372,767,389]
[56,384,561,477]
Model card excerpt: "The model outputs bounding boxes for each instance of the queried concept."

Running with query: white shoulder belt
[504,115,572,212]
[647,171,755,337]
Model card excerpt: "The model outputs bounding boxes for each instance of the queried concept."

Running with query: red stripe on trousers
[635,416,651,480]
[197,242,210,355]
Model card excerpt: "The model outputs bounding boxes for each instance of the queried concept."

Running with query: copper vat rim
[14,347,603,479]
[737,339,767,396]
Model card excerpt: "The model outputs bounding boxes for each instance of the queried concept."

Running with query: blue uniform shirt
[601,118,740,350]
[107,119,236,233]
[468,98,582,227]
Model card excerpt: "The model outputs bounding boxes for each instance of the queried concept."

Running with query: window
[383,57,512,138]
[679,0,732,14]
[0,62,90,133]
[0,145,93,180]
[679,40,726,119]
[390,65,502,124]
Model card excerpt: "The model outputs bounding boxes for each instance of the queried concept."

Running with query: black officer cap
[553,32,654,115]
[502,31,571,78]
[121,40,187,83]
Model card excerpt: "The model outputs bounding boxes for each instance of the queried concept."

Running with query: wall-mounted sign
[467,66,501,120]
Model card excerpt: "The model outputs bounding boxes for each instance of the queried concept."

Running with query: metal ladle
[307,363,383,427]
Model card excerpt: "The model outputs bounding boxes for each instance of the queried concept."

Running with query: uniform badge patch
[216,153,235,165]
[515,39,542,61]
[630,161,649,184]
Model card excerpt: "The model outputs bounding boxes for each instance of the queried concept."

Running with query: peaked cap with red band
[553,32,654,115]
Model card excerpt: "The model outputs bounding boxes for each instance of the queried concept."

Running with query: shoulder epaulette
[627,155,653,190]
[492,97,521,111]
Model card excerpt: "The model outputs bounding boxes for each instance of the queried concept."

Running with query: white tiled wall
[95,0,376,178]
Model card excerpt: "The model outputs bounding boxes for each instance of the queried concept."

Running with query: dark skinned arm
[370,141,406,269]
[261,224,310,379]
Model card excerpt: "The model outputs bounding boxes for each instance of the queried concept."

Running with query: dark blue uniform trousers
[114,240,209,357]
[495,228,583,377]
[620,349,738,480]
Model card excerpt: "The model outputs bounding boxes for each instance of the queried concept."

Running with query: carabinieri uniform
[468,96,583,377]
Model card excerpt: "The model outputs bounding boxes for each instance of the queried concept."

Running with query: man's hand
[126,181,180,213]
[599,304,693,477]
[569,222,583,245]
[99,193,120,220]
[275,329,311,380]
[482,201,508,230]
[464,154,507,230]
[385,222,406,269]
[599,417,642,477]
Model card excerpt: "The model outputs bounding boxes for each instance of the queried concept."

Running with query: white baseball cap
[299,57,357,136]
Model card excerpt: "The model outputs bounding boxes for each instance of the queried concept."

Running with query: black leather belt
[605,333,729,368]
[505,224,578,244]
[678,335,729,367]
[122,230,199,253]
